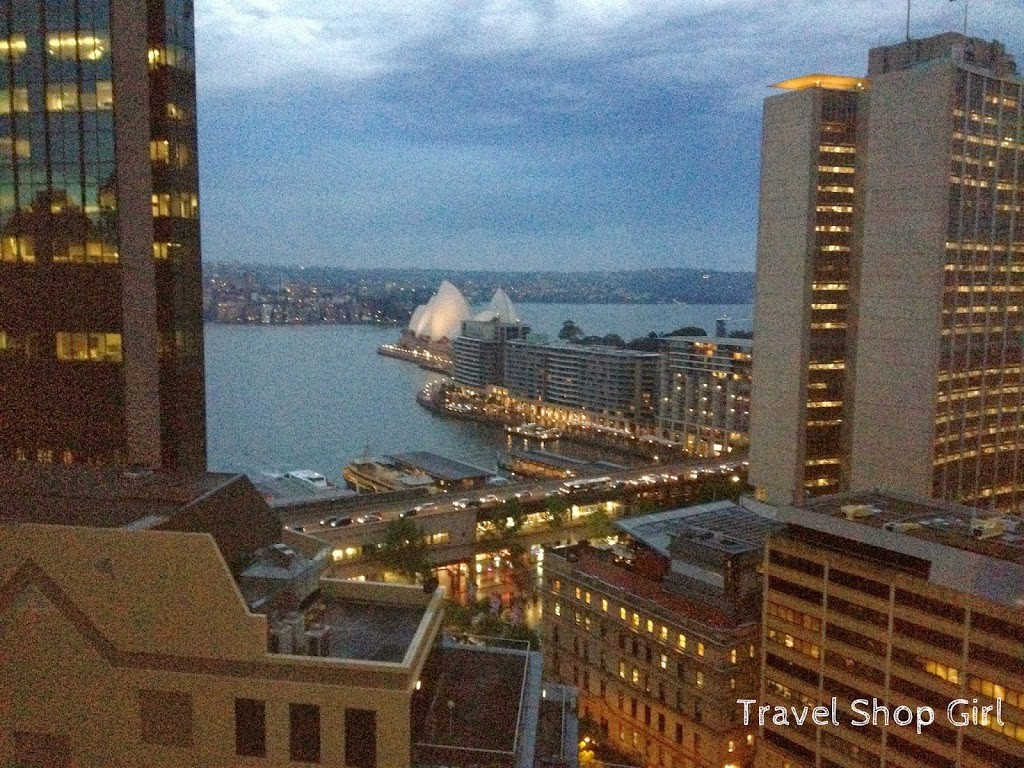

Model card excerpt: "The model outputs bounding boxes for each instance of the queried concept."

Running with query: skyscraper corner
[750,31,1024,511]
[0,0,206,470]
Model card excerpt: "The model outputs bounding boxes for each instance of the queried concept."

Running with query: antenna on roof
[905,0,911,41]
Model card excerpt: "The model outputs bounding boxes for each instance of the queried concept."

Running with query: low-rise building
[0,465,546,768]
[541,500,782,768]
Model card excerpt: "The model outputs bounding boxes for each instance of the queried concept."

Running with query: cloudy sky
[194,0,1023,272]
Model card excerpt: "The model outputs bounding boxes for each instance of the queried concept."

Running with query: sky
[194,0,1024,273]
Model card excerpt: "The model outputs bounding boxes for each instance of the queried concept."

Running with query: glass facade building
[0,0,204,469]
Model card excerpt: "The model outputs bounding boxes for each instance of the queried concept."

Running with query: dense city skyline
[195,1,1024,272]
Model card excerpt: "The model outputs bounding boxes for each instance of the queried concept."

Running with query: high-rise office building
[750,33,1023,510]
[0,0,205,470]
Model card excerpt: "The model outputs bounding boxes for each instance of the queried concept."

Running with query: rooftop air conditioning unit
[305,626,332,657]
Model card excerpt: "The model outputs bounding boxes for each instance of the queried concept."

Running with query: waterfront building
[452,316,530,388]
[658,336,751,457]
[0,0,206,470]
[504,341,660,429]
[0,463,548,768]
[749,33,1024,510]
[758,490,1024,768]
[541,500,782,768]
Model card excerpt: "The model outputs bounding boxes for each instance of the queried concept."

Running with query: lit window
[601,598,608,612]
[584,591,591,604]
[620,607,627,621]
[660,653,667,670]
[697,642,704,657]
[152,192,198,219]
[659,625,668,642]
[730,649,737,664]
[55,332,122,362]
[553,601,561,617]
[0,235,34,263]
[0,137,30,159]
[631,613,640,629]
[148,44,190,70]
[153,242,181,261]
[53,241,118,264]
[0,87,30,114]
[45,81,112,111]
[151,140,170,163]
[0,35,27,60]
[47,32,108,60]
[646,619,654,634]
[166,102,185,120]
[631,667,640,685]
[619,661,626,679]
[695,672,705,689]
[678,634,686,650]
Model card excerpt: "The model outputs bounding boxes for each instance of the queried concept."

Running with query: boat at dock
[506,423,562,441]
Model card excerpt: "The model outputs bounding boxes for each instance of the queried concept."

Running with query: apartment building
[0,464,544,768]
[504,341,661,427]
[452,317,530,388]
[658,336,751,457]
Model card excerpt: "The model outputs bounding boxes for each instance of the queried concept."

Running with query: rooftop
[547,543,738,631]
[665,335,753,350]
[780,490,1024,609]
[316,598,426,662]
[800,490,1024,564]
[389,451,494,482]
[249,472,357,506]
[0,464,280,572]
[771,73,867,91]
[615,500,780,558]
[0,464,239,526]
[412,639,542,768]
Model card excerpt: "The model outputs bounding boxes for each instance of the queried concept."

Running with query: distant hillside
[205,264,754,305]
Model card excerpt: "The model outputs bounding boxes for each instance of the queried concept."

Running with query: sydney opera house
[401,282,521,352]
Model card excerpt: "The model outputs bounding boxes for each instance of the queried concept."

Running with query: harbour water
[206,303,752,480]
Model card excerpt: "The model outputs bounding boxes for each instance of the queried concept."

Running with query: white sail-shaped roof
[408,304,428,334]
[409,281,471,340]
[473,288,521,323]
